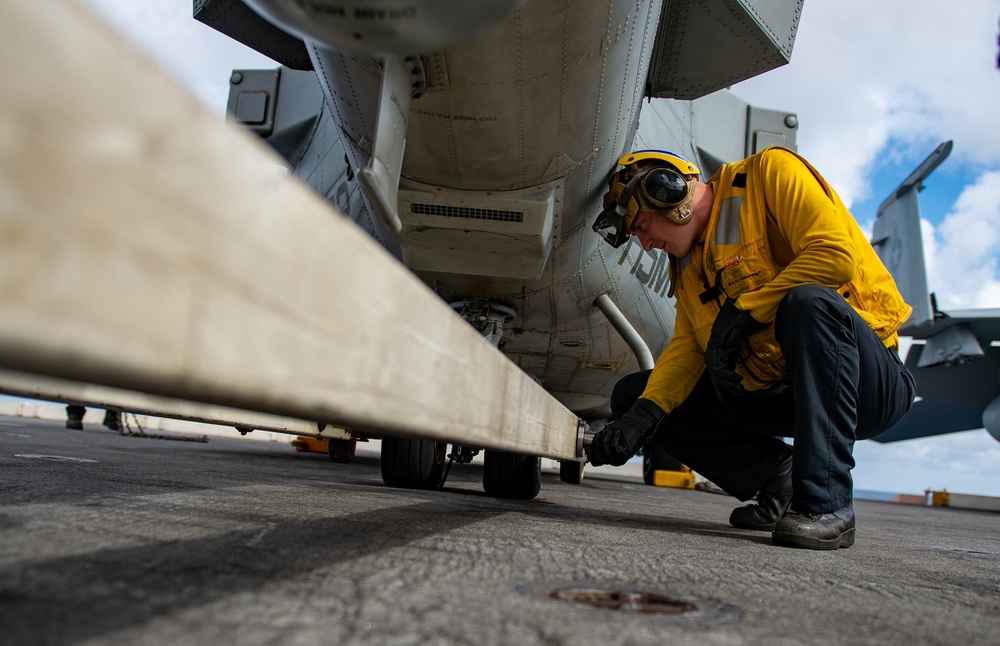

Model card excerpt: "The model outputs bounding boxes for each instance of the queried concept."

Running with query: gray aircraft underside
[203,0,802,421]
[205,0,997,452]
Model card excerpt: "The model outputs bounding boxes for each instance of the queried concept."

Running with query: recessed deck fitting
[518,582,741,624]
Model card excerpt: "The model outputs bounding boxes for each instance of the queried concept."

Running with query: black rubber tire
[327,438,357,463]
[380,436,446,489]
[483,450,541,500]
[642,446,685,485]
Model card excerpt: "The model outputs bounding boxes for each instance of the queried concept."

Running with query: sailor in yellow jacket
[589,147,916,550]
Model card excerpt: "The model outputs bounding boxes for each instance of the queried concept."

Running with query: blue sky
[38,0,1000,497]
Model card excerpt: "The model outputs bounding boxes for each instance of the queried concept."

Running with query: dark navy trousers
[612,285,916,514]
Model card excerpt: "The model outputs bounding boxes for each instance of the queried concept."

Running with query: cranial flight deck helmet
[592,150,701,248]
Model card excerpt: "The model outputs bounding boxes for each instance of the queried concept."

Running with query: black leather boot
[729,451,793,531]
[772,502,856,549]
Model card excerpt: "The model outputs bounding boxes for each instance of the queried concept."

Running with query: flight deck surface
[1,415,997,645]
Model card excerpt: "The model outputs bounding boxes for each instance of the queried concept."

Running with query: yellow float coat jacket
[640,147,912,413]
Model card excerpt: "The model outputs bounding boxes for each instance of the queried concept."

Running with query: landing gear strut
[452,300,543,500]
[327,438,358,463]
[377,300,545,499]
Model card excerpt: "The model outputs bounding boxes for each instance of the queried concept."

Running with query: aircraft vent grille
[411,203,524,223]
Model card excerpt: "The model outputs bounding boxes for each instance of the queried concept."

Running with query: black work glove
[705,299,760,402]
[587,399,665,467]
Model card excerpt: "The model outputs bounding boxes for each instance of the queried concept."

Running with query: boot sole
[771,527,855,550]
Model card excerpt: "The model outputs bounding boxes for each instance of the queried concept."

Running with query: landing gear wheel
[483,450,541,500]
[642,446,684,485]
[380,436,446,489]
[559,460,585,485]
[327,438,357,463]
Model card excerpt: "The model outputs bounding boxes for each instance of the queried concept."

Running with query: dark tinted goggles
[639,168,689,209]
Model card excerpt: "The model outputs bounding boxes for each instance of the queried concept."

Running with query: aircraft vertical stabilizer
[871,140,952,331]
[869,141,1000,445]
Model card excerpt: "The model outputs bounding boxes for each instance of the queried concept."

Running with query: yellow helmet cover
[593,150,701,247]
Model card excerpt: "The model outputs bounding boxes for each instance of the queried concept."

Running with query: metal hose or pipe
[594,294,655,371]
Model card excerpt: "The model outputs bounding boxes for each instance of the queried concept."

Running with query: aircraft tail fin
[870,141,953,331]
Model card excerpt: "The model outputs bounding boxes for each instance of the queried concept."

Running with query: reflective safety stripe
[714,196,743,246]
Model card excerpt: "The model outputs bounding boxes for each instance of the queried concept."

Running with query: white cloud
[733,0,1000,208]
[79,0,276,117]
[923,171,1000,309]
[854,430,1000,496]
